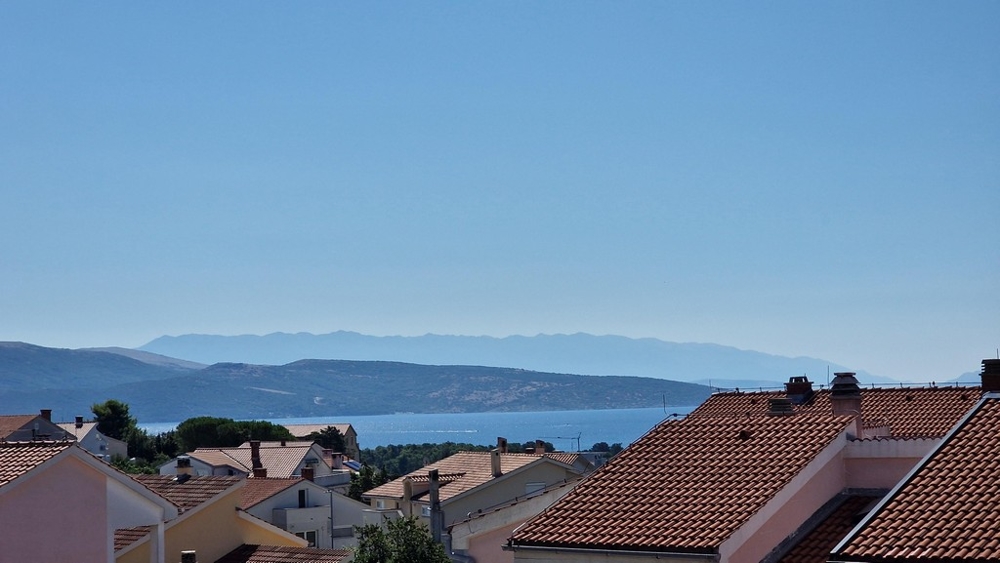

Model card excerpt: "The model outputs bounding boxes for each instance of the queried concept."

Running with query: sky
[1,2,997,381]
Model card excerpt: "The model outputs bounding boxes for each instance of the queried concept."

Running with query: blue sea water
[141,406,697,451]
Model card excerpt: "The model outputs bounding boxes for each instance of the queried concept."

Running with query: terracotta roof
[0,441,73,488]
[366,452,558,502]
[832,396,1000,562]
[134,474,242,512]
[190,441,322,478]
[281,423,355,437]
[214,544,351,563]
[55,421,98,440]
[692,386,980,438]
[776,494,879,563]
[510,413,854,553]
[240,477,303,509]
[0,415,39,439]
[114,526,152,551]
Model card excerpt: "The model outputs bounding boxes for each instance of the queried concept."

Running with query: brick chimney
[830,372,863,437]
[497,436,508,454]
[982,359,1000,393]
[301,466,314,482]
[40,409,52,422]
[785,376,814,405]
[250,440,267,478]
[176,456,193,476]
[535,439,546,454]
[75,415,84,429]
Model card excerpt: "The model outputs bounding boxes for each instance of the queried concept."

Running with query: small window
[298,489,308,508]
[421,505,432,517]
[295,530,318,547]
[375,499,386,510]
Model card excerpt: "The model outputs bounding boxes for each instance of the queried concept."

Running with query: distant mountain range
[140,331,887,385]
[0,342,711,423]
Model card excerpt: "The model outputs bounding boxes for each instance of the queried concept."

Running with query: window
[295,531,318,547]
[298,489,308,508]
[376,499,386,510]
[421,505,432,517]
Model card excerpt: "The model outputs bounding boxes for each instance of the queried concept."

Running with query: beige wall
[443,463,573,528]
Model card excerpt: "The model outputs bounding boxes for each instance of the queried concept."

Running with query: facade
[507,371,988,563]
[117,475,307,563]
[241,476,371,549]
[57,416,128,460]
[0,442,176,563]
[0,409,70,442]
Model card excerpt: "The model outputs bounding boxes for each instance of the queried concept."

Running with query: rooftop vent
[785,376,815,405]
[768,397,795,416]
[831,372,861,397]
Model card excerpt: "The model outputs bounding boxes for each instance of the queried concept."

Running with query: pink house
[507,370,988,563]
[0,442,177,563]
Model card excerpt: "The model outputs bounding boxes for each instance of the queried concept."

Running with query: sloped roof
[510,413,853,554]
[775,494,879,563]
[55,421,98,440]
[692,385,980,438]
[831,396,1000,562]
[0,415,40,439]
[134,474,242,512]
[281,423,355,437]
[0,441,73,488]
[214,544,350,563]
[189,441,322,478]
[115,526,152,551]
[240,477,304,509]
[366,452,572,502]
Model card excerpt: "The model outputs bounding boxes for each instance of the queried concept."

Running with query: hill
[0,344,711,422]
[140,331,889,384]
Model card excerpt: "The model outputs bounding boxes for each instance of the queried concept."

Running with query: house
[240,476,371,549]
[0,409,71,442]
[0,441,177,563]
[159,440,350,491]
[829,359,1000,563]
[365,439,592,561]
[116,474,308,563]
[57,415,128,460]
[506,370,987,563]
[282,423,361,461]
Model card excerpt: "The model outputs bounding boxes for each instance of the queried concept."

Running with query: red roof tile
[0,415,38,439]
[214,544,351,563]
[134,474,242,512]
[0,441,73,488]
[832,396,1000,562]
[511,413,854,553]
[114,526,152,551]
[240,477,303,509]
[692,386,980,438]
[190,441,321,478]
[776,494,879,563]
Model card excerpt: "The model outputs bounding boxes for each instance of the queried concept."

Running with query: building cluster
[2,360,999,563]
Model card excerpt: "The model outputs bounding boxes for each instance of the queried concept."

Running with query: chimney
[40,409,52,422]
[332,452,343,469]
[982,359,1000,393]
[491,449,502,478]
[830,372,863,437]
[75,415,84,429]
[176,456,193,476]
[301,466,314,482]
[180,551,197,563]
[402,477,414,516]
[535,440,546,454]
[785,376,814,405]
[250,440,267,478]
[428,469,443,543]
[497,436,508,454]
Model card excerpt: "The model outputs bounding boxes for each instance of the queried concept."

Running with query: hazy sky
[2,3,997,381]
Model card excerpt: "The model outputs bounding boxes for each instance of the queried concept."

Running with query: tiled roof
[366,452,556,502]
[510,413,854,553]
[240,477,303,508]
[776,494,879,563]
[832,396,1000,562]
[134,474,242,512]
[214,544,351,563]
[0,415,38,439]
[0,441,73,488]
[190,441,321,478]
[692,386,980,438]
[56,421,98,440]
[281,423,354,438]
[114,526,152,551]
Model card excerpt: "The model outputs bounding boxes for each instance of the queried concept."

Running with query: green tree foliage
[348,464,390,502]
[175,416,294,452]
[308,425,346,452]
[353,517,450,563]
[91,399,136,441]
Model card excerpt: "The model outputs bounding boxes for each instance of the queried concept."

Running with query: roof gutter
[503,543,719,561]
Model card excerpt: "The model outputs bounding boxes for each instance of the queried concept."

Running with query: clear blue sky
[2,2,997,381]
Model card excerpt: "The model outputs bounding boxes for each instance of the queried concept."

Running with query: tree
[308,425,346,452]
[175,416,295,452]
[91,399,136,441]
[353,516,450,563]
[349,464,390,502]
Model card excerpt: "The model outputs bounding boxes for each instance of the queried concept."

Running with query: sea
[140,406,698,451]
